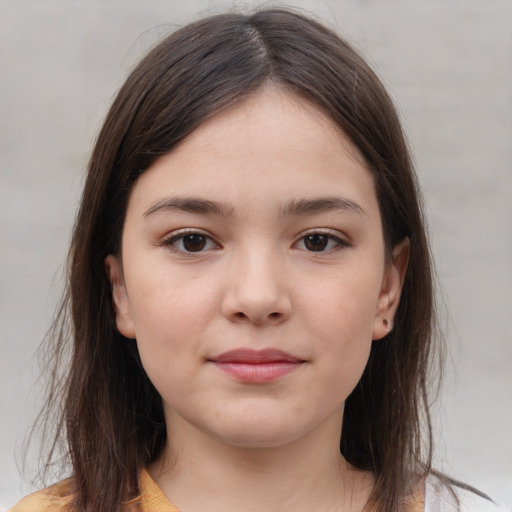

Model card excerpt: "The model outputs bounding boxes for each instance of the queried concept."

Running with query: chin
[218,429,301,450]
[207,414,312,450]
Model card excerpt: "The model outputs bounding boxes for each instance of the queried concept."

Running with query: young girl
[9,8,504,512]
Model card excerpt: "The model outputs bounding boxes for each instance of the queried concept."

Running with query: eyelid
[160,228,221,252]
[294,228,350,251]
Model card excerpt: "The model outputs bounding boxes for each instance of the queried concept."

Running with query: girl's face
[107,89,407,451]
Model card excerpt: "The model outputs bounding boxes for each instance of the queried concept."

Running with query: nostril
[232,311,281,322]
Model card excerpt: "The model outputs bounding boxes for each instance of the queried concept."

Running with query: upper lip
[211,348,303,364]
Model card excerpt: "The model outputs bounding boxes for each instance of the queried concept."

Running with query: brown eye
[164,232,218,253]
[296,232,346,252]
[182,234,207,252]
[304,234,329,251]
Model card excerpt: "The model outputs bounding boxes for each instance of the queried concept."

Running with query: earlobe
[372,238,410,340]
[104,255,136,339]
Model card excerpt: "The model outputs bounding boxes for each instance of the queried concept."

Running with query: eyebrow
[143,197,235,218]
[143,195,366,219]
[279,197,366,217]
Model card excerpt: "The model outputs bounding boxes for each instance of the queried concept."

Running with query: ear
[105,255,136,339]
[372,238,410,340]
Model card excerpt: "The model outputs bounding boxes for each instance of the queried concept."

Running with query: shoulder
[8,478,75,512]
[425,475,508,512]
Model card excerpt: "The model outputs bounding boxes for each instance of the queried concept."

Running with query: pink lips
[210,349,303,383]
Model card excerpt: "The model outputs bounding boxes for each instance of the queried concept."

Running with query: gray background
[1,0,511,509]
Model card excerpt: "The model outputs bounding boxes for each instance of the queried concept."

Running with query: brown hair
[37,8,439,512]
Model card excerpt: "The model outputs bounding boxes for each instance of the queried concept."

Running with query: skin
[106,88,409,512]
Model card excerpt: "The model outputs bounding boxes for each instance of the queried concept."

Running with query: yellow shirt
[10,471,501,512]
[139,469,179,512]
[8,469,179,512]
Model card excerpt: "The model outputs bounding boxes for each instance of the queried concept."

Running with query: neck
[148,412,374,512]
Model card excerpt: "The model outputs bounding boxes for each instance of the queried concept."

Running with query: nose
[221,246,292,326]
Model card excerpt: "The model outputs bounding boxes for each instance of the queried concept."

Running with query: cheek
[298,265,381,341]
[127,259,218,332]
[124,266,220,379]
[297,269,380,390]
[132,281,218,404]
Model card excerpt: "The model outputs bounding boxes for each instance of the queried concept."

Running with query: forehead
[175,88,366,168]
[126,88,378,219]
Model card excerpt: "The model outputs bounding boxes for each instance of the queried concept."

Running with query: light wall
[1,0,511,509]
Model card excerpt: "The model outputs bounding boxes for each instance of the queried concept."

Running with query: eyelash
[161,229,220,253]
[160,229,349,254]
[294,230,348,253]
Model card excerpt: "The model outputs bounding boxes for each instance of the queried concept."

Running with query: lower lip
[213,361,301,383]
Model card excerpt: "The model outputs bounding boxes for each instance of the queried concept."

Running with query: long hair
[36,9,439,512]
